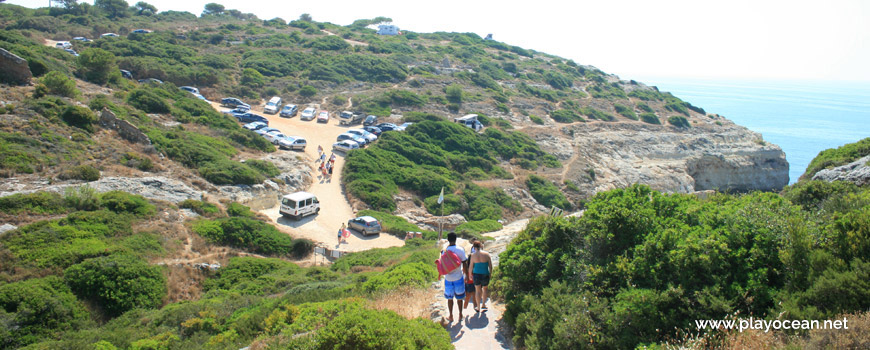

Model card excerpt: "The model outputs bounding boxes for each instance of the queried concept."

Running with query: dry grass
[369,286,434,320]
[164,264,207,303]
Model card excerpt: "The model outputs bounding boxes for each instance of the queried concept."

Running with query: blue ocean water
[631,78,870,184]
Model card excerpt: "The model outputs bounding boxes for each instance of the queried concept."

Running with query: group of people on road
[441,232,492,323]
[316,145,336,179]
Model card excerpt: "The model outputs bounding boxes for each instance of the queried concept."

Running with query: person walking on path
[463,240,479,312]
[470,240,492,312]
[338,223,346,245]
[317,145,323,154]
[441,232,467,323]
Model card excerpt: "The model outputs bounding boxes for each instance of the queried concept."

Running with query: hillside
[0,2,815,349]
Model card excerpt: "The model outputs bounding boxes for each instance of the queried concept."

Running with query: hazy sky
[8,0,870,81]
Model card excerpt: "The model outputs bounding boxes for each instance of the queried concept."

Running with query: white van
[280,192,320,219]
[264,96,282,114]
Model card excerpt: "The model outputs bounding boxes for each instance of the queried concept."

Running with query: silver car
[278,136,307,150]
[300,107,316,121]
[347,129,377,143]
[333,140,359,153]
[347,216,382,236]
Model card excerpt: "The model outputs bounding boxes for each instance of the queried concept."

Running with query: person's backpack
[436,249,462,276]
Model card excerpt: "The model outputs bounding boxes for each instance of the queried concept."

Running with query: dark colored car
[237,112,268,124]
[221,97,250,110]
[363,115,378,126]
[363,126,382,136]
[375,123,399,132]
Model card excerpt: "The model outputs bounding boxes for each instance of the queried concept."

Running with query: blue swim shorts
[444,276,465,300]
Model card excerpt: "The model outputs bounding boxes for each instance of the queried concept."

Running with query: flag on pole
[437,187,444,204]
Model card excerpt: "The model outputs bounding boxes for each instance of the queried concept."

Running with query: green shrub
[614,103,638,120]
[529,114,544,124]
[65,254,166,317]
[526,175,571,209]
[76,48,118,85]
[244,159,280,178]
[0,191,68,215]
[100,191,155,216]
[120,152,155,171]
[550,109,582,123]
[564,179,580,192]
[0,276,90,348]
[38,71,79,98]
[179,199,220,217]
[203,256,300,294]
[57,164,100,181]
[127,88,171,114]
[636,102,653,113]
[544,71,572,90]
[456,219,502,235]
[640,112,660,124]
[357,209,422,237]
[61,105,97,132]
[802,137,870,180]
[226,202,255,217]
[199,159,265,185]
[299,85,317,97]
[667,115,691,128]
[192,217,311,258]
[445,84,463,103]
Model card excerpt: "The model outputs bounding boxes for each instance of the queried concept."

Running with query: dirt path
[211,102,404,252]
[429,219,529,349]
[320,29,369,47]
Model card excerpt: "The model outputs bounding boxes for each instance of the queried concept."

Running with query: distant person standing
[470,240,492,312]
[441,232,467,323]
[317,145,323,155]
[338,223,346,244]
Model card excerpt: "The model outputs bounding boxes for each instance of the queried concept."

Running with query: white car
[300,107,316,121]
[347,129,377,143]
[337,132,367,146]
[256,127,280,136]
[55,41,72,49]
[278,136,307,151]
[317,110,329,123]
[265,132,288,144]
[100,33,120,38]
[333,140,360,153]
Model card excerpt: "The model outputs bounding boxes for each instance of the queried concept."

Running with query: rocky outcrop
[0,48,32,85]
[812,155,870,186]
[535,121,789,196]
[99,108,152,145]
[0,176,201,203]
[217,153,313,210]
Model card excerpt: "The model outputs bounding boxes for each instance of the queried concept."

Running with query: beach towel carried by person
[436,249,462,276]
[342,228,351,238]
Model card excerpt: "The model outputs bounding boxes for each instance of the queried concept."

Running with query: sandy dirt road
[215,102,404,252]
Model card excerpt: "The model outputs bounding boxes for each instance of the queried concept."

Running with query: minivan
[280,192,320,219]
[264,96,282,114]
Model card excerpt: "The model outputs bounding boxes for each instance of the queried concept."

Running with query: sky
[7,0,870,82]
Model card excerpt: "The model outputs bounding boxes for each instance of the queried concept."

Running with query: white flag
[437,187,444,204]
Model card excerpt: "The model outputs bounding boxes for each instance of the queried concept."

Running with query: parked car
[100,33,120,38]
[131,29,152,34]
[55,41,72,49]
[223,108,252,118]
[63,48,78,57]
[363,115,378,126]
[72,37,92,42]
[120,69,133,79]
[338,111,363,125]
[192,93,208,102]
[221,97,250,109]
[347,216,382,236]
[280,192,320,220]
[277,136,307,151]
[280,104,298,118]
[347,129,377,143]
[180,86,200,94]
[317,110,329,123]
[363,126,382,136]
[243,121,268,131]
[256,127,280,136]
[138,78,163,84]
[264,96,282,114]
[376,123,399,132]
[265,132,288,144]
[337,133,367,146]
[396,122,414,131]
[237,113,268,124]
[300,107,316,121]
[333,140,360,153]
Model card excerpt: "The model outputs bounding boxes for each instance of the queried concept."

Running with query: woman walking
[469,240,492,312]
[463,240,479,312]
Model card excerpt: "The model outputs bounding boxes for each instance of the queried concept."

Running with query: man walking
[442,232,467,323]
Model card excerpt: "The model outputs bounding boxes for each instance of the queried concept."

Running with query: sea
[632,78,870,184]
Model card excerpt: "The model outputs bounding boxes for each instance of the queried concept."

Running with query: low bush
[456,219,503,236]
[100,191,155,216]
[57,164,100,181]
[802,137,870,180]
[356,209,422,237]
[127,88,171,114]
[550,109,583,123]
[120,152,154,171]
[65,254,166,317]
[580,106,615,121]
[0,276,90,349]
[640,112,660,124]
[192,217,312,258]
[667,115,691,128]
[614,103,638,120]
[179,199,220,217]
[226,202,255,217]
[0,191,68,215]
[526,175,571,209]
[529,114,544,124]
[61,105,97,132]
[244,159,280,178]
[37,71,79,98]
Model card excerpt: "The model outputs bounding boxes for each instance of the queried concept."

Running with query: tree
[134,1,157,16]
[94,0,129,18]
[299,13,312,21]
[76,48,117,85]
[202,2,225,16]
